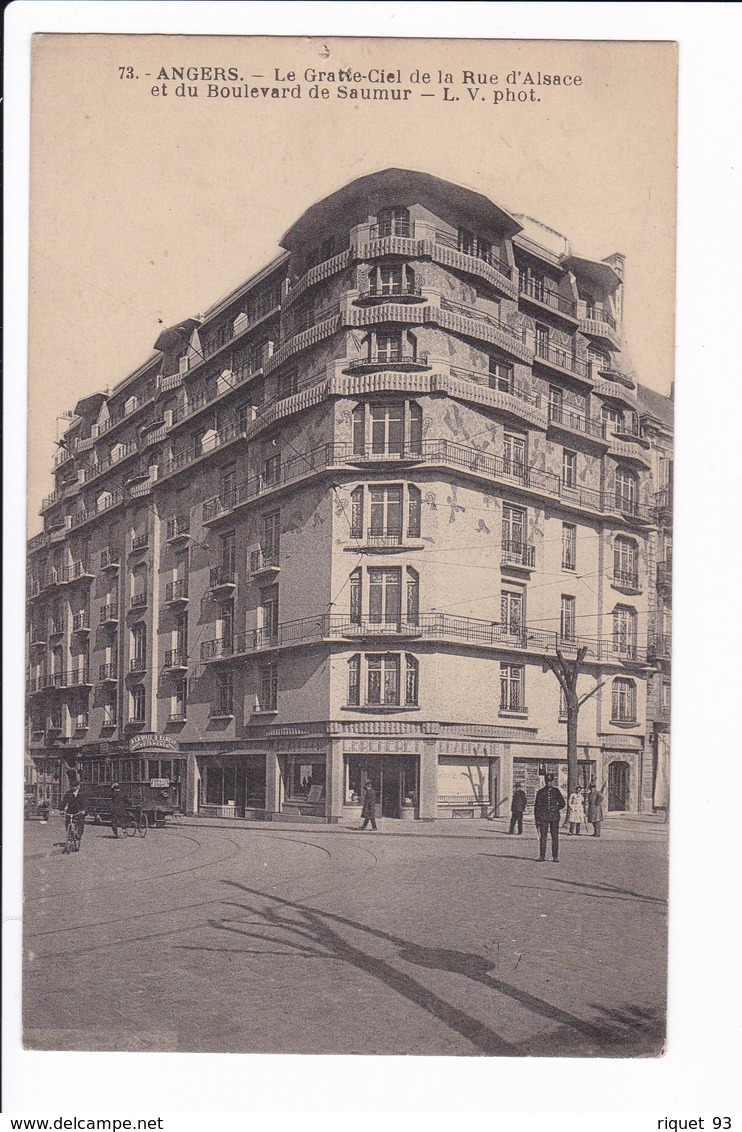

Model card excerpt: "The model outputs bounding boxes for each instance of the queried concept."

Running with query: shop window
[612,678,636,722]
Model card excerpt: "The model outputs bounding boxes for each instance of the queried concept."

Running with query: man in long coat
[587,782,605,837]
[360,780,378,831]
[508,783,528,834]
[534,774,566,861]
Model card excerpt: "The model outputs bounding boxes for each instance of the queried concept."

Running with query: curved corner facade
[26,169,672,821]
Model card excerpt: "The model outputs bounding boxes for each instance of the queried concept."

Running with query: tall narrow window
[173,678,188,721]
[130,685,146,724]
[562,523,577,570]
[220,531,236,576]
[350,568,362,625]
[614,537,639,588]
[502,504,526,555]
[260,586,279,641]
[217,671,234,715]
[350,486,364,539]
[562,449,577,489]
[405,655,419,706]
[348,655,361,706]
[259,665,278,711]
[369,484,402,539]
[376,333,403,364]
[612,678,636,722]
[409,402,423,453]
[219,600,234,648]
[560,595,576,642]
[500,664,525,712]
[549,386,564,422]
[406,568,419,626]
[262,512,280,560]
[371,404,404,454]
[407,485,421,539]
[613,605,637,658]
[489,359,513,392]
[503,433,526,477]
[536,324,549,358]
[367,654,400,706]
[368,568,402,627]
[131,622,146,670]
[615,467,638,514]
[501,589,524,636]
[352,405,365,455]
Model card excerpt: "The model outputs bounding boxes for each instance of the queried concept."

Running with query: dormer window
[376,207,411,239]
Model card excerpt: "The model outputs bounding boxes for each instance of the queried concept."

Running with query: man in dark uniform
[534,773,566,861]
[109,783,132,838]
[61,781,87,844]
[360,780,378,831]
[508,782,528,834]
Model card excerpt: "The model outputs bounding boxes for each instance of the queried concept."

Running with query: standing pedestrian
[360,780,378,831]
[508,782,528,834]
[587,781,605,837]
[568,784,586,835]
[109,783,132,839]
[534,774,566,861]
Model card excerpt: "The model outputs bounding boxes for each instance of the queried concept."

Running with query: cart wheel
[137,812,148,837]
[124,813,137,837]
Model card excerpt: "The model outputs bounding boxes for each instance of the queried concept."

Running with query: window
[375,264,405,296]
[350,486,364,538]
[500,664,525,712]
[131,623,147,669]
[376,207,411,238]
[172,678,187,721]
[259,664,278,712]
[489,359,513,392]
[458,229,491,262]
[130,685,145,724]
[262,511,280,559]
[369,567,402,626]
[220,531,236,576]
[277,370,298,400]
[260,586,279,640]
[501,589,524,636]
[348,654,361,706]
[263,449,282,486]
[562,523,577,570]
[408,485,421,538]
[221,462,237,499]
[372,403,404,453]
[615,467,638,514]
[102,695,117,727]
[503,433,526,477]
[175,612,188,654]
[560,595,576,642]
[612,678,636,722]
[367,654,400,706]
[216,671,234,716]
[404,654,419,706]
[219,600,234,648]
[661,681,671,713]
[406,568,420,625]
[535,324,549,358]
[614,537,639,588]
[502,504,526,555]
[350,569,362,625]
[613,605,637,658]
[549,386,564,421]
[369,484,402,538]
[602,403,621,432]
[354,402,422,456]
[562,449,577,489]
[376,333,404,365]
[352,406,366,455]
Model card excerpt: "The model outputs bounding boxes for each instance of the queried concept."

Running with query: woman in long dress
[568,784,586,835]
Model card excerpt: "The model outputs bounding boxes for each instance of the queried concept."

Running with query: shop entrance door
[608,761,629,811]
[346,754,419,818]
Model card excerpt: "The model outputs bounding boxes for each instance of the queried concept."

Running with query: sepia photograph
[20,31,677,1063]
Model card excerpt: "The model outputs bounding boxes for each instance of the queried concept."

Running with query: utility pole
[542,646,605,807]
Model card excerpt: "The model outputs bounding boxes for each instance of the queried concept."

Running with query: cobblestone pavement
[23,814,667,1056]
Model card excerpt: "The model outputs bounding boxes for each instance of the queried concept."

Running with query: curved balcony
[437,298,532,364]
[518,275,578,324]
[579,307,622,350]
[344,350,431,375]
[354,281,425,306]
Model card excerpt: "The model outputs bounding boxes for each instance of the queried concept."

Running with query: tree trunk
[566,691,579,820]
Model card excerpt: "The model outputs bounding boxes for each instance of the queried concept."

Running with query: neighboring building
[25,169,673,820]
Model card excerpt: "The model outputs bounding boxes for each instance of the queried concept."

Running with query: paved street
[23,814,667,1056]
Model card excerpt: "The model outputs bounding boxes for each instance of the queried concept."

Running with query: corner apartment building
[26,169,672,821]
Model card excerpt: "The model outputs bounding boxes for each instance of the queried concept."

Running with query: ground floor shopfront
[185,728,646,821]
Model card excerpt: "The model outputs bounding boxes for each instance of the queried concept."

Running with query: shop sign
[129,733,179,753]
[150,778,170,789]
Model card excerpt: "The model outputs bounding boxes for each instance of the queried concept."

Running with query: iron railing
[100,603,119,623]
[519,275,578,318]
[501,539,536,568]
[165,579,189,603]
[548,404,606,439]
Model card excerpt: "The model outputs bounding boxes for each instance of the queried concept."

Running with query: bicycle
[123,809,148,838]
[64,812,86,854]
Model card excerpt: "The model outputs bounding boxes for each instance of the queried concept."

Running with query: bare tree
[542,646,605,810]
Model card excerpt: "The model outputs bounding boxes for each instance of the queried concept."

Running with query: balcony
[73,713,90,732]
[647,634,672,661]
[438,298,532,362]
[72,612,90,634]
[164,648,188,670]
[98,663,118,683]
[129,656,147,674]
[46,717,64,734]
[100,603,119,625]
[657,560,672,590]
[168,709,187,723]
[166,516,191,543]
[612,568,641,593]
[501,539,536,569]
[29,626,46,647]
[354,527,405,549]
[200,634,249,662]
[654,487,673,521]
[127,716,146,728]
[534,341,591,384]
[41,489,63,512]
[548,404,606,442]
[209,566,236,593]
[518,275,578,322]
[249,548,280,576]
[68,667,92,687]
[101,711,117,729]
[131,533,149,553]
[64,561,94,583]
[579,306,621,348]
[48,619,66,637]
[355,281,424,305]
[129,593,148,614]
[345,350,430,375]
[164,579,189,605]
[100,548,120,571]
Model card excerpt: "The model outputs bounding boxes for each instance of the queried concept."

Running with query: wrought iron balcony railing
[519,275,578,318]
[501,539,536,568]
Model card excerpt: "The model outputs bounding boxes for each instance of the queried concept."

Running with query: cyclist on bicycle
[61,781,86,844]
[109,783,133,838]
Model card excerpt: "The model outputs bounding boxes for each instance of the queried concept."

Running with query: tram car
[69,751,186,828]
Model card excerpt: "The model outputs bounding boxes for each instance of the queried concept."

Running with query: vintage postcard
[22,33,676,1061]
